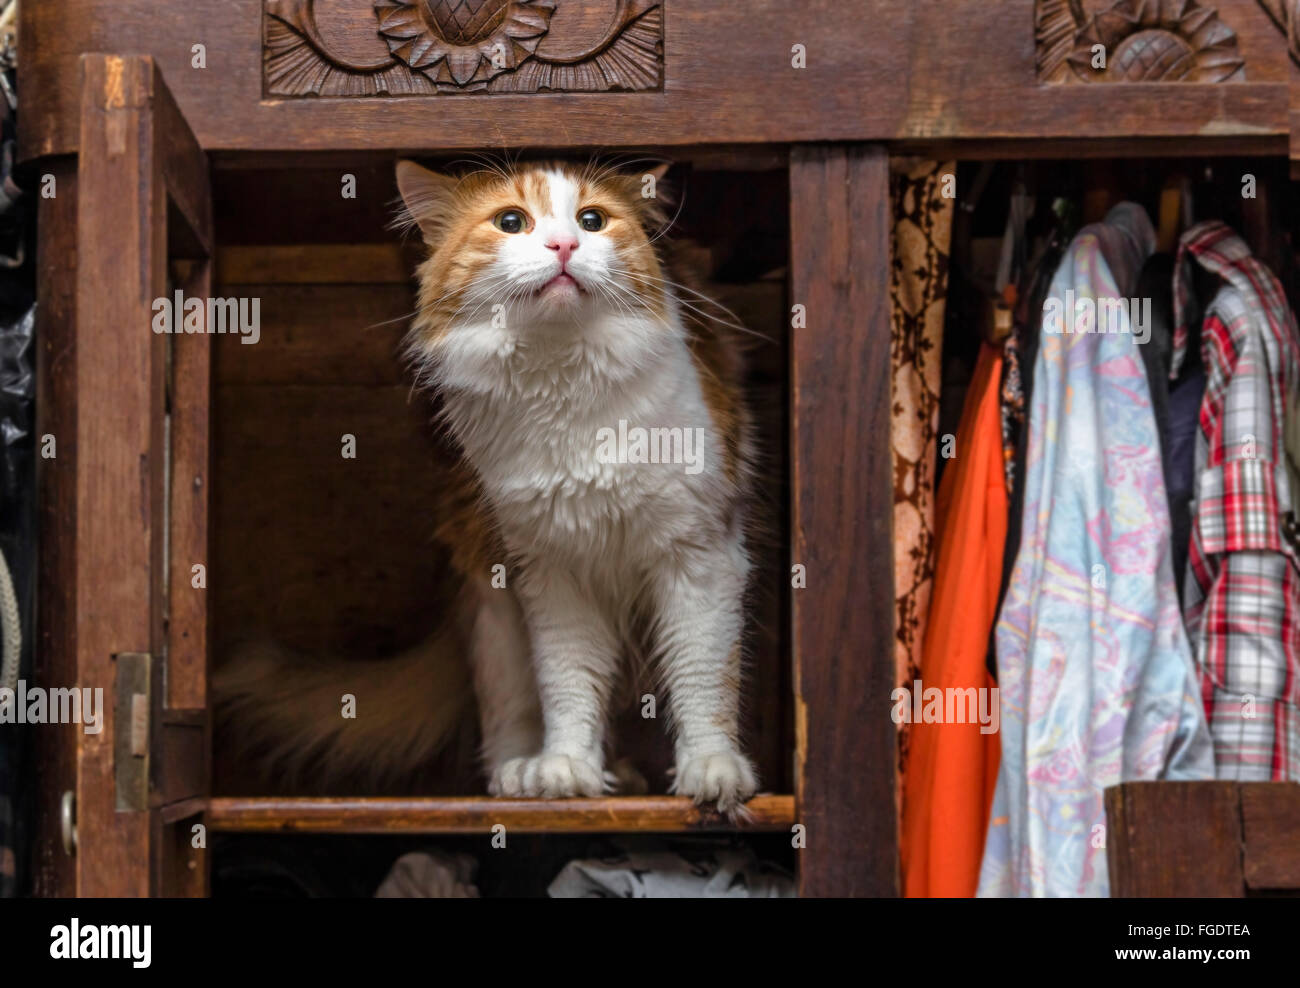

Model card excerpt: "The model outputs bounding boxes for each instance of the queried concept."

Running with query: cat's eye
[493,209,529,234]
[578,208,607,232]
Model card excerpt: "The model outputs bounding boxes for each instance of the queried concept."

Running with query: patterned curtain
[890,160,956,800]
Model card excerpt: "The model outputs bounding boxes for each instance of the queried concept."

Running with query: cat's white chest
[444,325,714,562]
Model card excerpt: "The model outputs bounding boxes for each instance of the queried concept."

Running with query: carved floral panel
[1036,0,1246,82]
[264,0,664,97]
[1256,0,1300,65]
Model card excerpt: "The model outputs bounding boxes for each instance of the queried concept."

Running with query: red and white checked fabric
[1173,221,1300,781]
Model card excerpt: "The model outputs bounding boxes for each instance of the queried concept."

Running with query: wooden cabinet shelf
[207,795,798,835]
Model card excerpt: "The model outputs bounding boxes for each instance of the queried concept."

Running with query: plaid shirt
[1173,221,1300,781]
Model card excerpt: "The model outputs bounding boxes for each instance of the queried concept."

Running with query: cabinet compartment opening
[207,156,796,813]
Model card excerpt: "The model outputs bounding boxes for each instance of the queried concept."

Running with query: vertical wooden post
[74,54,169,897]
[159,250,213,897]
[789,145,898,896]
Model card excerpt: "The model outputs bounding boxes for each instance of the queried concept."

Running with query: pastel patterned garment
[1173,222,1300,781]
[978,204,1215,899]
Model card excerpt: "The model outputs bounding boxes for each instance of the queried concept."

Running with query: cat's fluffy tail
[213,627,470,786]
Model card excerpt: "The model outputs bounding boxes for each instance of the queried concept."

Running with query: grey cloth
[548,839,794,898]
[374,850,480,898]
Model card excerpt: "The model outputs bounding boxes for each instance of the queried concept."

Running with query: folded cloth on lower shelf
[374,850,480,898]
[548,837,794,898]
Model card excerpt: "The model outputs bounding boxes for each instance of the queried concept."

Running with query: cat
[215,159,758,812]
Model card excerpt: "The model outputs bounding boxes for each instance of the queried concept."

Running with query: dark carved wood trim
[1257,0,1300,65]
[264,0,664,98]
[1037,0,1246,82]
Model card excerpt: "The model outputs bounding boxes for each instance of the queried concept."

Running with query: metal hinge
[114,651,152,812]
[60,790,77,856]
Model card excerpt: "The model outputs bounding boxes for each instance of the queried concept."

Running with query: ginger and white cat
[217,159,757,812]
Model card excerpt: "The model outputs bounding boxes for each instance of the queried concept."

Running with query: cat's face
[396,160,669,339]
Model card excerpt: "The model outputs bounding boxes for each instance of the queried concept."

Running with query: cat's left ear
[395,160,459,244]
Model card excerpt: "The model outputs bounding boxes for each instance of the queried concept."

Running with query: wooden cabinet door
[33,54,212,897]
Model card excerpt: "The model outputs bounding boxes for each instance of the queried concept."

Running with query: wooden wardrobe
[17,0,1300,897]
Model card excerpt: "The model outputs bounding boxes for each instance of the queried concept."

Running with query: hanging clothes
[1166,365,1208,596]
[1288,392,1300,550]
[900,341,1005,898]
[1173,221,1300,781]
[992,229,1069,681]
[889,160,956,797]
[979,203,1214,898]
[1133,252,1206,598]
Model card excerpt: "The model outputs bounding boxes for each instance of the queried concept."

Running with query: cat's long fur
[215,159,758,811]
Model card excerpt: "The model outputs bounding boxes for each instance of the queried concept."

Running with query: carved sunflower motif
[374,0,556,86]
[1065,0,1245,82]
[1256,0,1300,66]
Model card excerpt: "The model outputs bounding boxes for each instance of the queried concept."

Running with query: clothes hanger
[982,170,1032,345]
[1155,172,1187,255]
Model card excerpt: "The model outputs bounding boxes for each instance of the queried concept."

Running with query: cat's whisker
[617,271,775,344]
[364,309,420,331]
[625,271,757,333]
[591,279,639,323]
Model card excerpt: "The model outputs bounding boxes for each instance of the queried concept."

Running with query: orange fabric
[900,343,1006,898]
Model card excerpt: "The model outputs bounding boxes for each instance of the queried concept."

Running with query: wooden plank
[75,53,167,897]
[210,384,447,662]
[154,812,207,898]
[207,795,796,834]
[155,723,206,807]
[1105,782,1246,897]
[31,156,79,898]
[72,53,213,898]
[789,145,896,897]
[212,283,414,386]
[1241,784,1300,890]
[151,61,215,897]
[216,245,414,284]
[159,797,206,826]
[167,259,213,712]
[151,62,212,258]
[17,1,1292,159]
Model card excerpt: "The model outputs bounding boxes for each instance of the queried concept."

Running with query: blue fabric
[978,204,1215,898]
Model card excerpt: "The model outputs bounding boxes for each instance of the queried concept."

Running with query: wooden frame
[31,50,899,898]
[20,0,1300,898]
[16,2,1299,160]
[32,54,212,896]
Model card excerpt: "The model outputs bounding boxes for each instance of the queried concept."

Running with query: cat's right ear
[395,160,459,243]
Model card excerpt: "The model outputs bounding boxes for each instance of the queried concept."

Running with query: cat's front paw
[672,750,757,814]
[490,752,606,798]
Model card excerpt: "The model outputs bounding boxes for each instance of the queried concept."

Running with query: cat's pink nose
[546,235,579,264]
